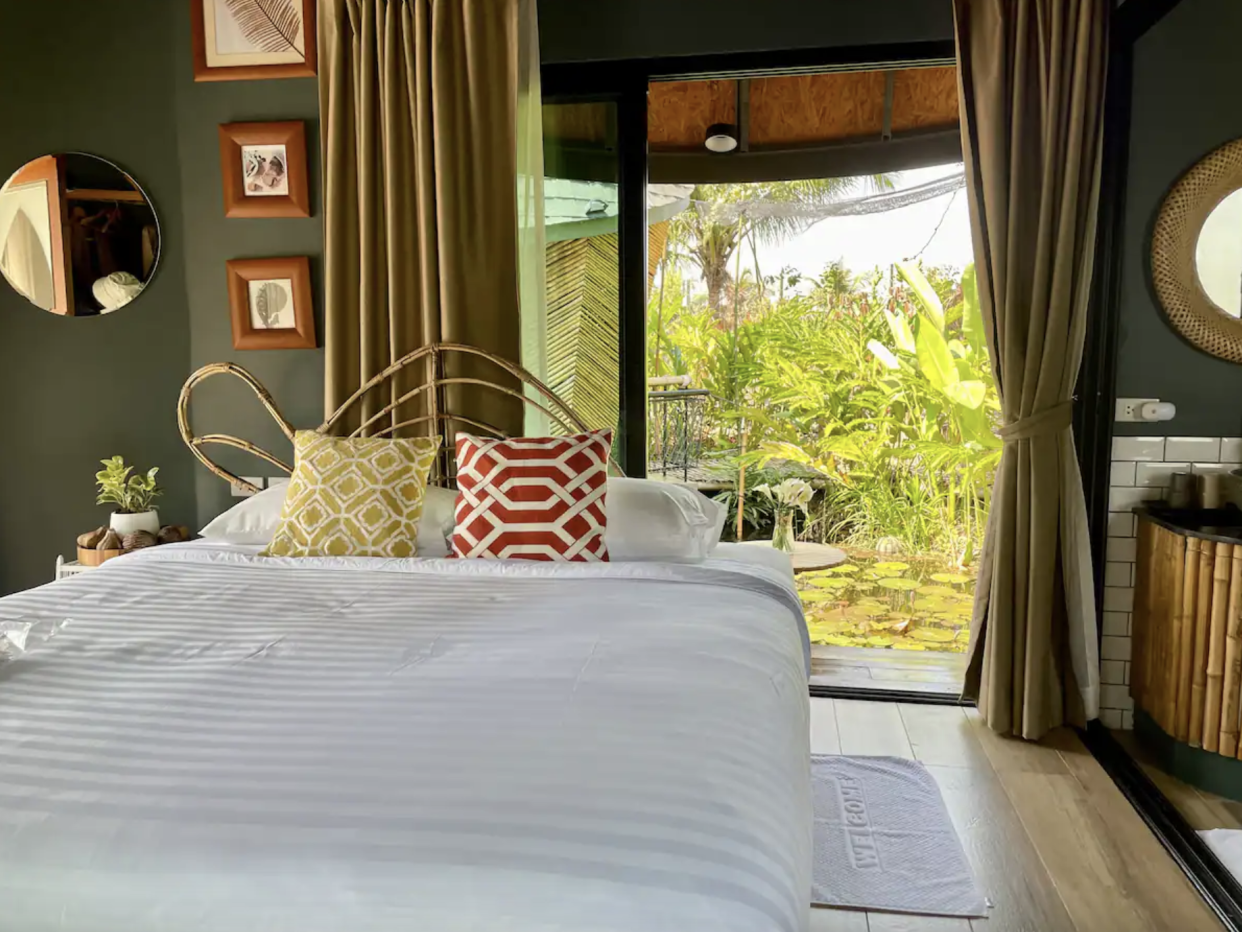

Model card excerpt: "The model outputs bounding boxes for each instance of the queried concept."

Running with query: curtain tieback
[997,401,1073,442]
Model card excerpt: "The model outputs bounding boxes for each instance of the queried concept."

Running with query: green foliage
[648,259,1001,564]
[95,456,162,515]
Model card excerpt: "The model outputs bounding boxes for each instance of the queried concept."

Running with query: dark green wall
[1114,0,1242,437]
[171,2,324,528]
[538,0,953,63]
[0,0,195,594]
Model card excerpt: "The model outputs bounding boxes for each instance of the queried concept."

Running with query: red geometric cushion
[451,430,612,561]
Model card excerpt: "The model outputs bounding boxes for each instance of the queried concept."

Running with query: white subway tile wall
[1101,435,1241,728]
[1134,461,1188,487]
[1110,461,1136,486]
[1108,512,1135,537]
[1164,437,1220,463]
[1111,436,1165,461]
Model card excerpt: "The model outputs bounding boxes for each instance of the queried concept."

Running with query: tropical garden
[647,175,999,654]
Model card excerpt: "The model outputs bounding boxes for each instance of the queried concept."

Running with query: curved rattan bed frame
[178,343,620,494]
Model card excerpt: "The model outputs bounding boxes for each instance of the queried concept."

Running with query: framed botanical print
[227,257,316,350]
[219,122,311,218]
[192,0,317,82]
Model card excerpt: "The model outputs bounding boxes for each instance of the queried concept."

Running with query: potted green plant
[756,478,814,552]
[96,456,163,536]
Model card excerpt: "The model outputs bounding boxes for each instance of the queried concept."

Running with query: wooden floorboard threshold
[1078,720,1242,931]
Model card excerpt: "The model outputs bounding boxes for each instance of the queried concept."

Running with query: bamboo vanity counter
[1132,506,1242,799]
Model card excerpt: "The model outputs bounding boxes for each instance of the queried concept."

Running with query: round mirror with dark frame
[0,153,160,317]
[1151,137,1242,362]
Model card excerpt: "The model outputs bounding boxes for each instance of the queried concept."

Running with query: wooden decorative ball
[77,526,108,549]
[157,525,191,545]
[122,530,158,552]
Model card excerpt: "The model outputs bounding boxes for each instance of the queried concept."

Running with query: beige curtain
[319,0,523,437]
[955,0,1107,739]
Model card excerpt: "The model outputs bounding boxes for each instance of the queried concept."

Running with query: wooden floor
[810,699,1223,931]
[811,646,967,696]
[1113,730,1242,831]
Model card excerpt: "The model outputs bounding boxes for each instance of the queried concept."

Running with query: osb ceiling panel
[748,72,887,146]
[647,67,960,150]
[890,67,960,133]
[647,80,735,148]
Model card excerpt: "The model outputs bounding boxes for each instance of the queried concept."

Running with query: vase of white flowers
[756,478,814,553]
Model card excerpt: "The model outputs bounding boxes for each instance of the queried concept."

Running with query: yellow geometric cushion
[263,431,441,558]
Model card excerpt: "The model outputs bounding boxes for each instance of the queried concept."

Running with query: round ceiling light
[705,123,738,153]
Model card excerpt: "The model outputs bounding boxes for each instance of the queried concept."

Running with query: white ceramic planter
[110,510,160,536]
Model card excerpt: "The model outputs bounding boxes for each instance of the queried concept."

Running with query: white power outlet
[1115,398,1158,422]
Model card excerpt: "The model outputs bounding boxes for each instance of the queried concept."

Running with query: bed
[0,345,812,932]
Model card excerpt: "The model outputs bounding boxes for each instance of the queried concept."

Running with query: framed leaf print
[227,257,316,350]
[219,122,311,218]
[192,0,317,82]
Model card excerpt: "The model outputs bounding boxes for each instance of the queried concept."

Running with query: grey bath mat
[811,754,988,918]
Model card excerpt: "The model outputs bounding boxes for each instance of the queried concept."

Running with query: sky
[699,162,976,293]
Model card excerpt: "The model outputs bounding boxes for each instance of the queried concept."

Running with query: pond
[797,549,975,653]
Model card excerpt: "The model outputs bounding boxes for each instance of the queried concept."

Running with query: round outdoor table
[756,540,848,573]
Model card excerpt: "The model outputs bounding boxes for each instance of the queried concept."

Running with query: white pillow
[199,485,286,545]
[199,483,458,557]
[605,477,726,562]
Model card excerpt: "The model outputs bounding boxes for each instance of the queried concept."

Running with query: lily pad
[876,577,921,591]
[810,576,851,589]
[912,597,948,611]
[910,628,956,643]
[844,603,886,619]
[930,572,972,584]
[829,564,860,574]
[891,641,926,651]
[799,590,836,603]
[917,585,959,597]
[866,635,895,647]
[822,634,864,647]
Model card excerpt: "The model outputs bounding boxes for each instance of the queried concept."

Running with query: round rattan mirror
[1152,137,1242,362]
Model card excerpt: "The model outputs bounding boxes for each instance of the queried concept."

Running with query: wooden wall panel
[648,67,960,151]
[748,72,886,146]
[890,67,960,133]
[647,80,736,148]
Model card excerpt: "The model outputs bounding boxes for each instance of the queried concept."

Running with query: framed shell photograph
[227,257,316,350]
[219,122,310,218]
[192,0,317,82]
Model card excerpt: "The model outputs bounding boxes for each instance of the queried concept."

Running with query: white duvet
[0,542,811,932]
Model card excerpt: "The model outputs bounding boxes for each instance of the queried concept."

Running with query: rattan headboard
[177,343,621,494]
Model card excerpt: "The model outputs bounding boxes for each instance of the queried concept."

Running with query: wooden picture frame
[227,257,316,350]
[219,122,311,218]
[191,0,317,82]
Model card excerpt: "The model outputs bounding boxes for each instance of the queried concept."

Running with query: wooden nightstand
[55,556,94,581]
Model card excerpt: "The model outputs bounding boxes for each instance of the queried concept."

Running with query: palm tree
[669,176,896,313]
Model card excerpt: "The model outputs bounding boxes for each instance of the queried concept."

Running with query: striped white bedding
[0,542,811,932]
